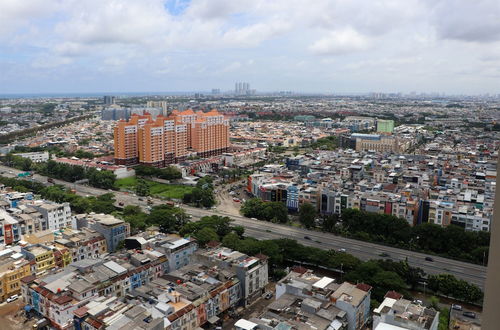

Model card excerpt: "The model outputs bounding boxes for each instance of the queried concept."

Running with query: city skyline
[1,0,500,95]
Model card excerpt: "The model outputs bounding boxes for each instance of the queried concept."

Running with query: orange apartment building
[114,109,229,167]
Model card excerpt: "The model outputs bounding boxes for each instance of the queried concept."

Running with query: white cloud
[309,28,371,55]
[1,0,500,93]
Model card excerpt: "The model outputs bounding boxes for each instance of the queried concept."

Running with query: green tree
[322,214,338,233]
[299,202,316,228]
[194,227,219,247]
[136,179,150,196]
[123,205,142,216]
[222,232,241,250]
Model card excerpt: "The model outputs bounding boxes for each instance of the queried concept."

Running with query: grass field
[115,177,192,199]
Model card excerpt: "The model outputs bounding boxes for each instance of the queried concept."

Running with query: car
[264,292,273,300]
[413,299,423,305]
[250,218,258,221]
[425,257,434,262]
[380,252,390,258]
[451,304,462,311]
[463,311,476,318]
[233,198,240,202]
[338,248,346,252]
[138,197,144,201]
[118,202,124,206]
[6,294,18,303]
[304,236,311,240]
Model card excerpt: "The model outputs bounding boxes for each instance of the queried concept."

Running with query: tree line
[0,176,116,214]
[178,215,483,305]
[182,176,216,208]
[291,203,489,266]
[240,198,289,223]
[134,165,182,180]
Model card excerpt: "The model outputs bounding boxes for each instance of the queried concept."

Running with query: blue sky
[1,0,500,94]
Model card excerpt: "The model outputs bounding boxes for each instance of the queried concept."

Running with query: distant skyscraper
[235,82,251,95]
[103,95,115,105]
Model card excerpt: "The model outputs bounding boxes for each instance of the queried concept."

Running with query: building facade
[114,109,230,167]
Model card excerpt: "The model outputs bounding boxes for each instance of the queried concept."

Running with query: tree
[322,213,337,231]
[194,227,219,247]
[123,205,142,216]
[429,296,440,310]
[136,179,150,197]
[222,232,241,250]
[299,202,316,228]
[233,225,245,238]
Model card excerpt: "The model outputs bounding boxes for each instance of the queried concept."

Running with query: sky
[1,0,500,95]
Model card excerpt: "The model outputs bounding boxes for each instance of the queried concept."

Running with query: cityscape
[0,1,500,330]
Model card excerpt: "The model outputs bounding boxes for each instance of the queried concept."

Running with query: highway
[0,164,487,288]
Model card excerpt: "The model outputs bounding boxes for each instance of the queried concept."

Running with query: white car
[6,294,18,303]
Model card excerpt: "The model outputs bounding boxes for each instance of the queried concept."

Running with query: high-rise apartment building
[114,109,229,167]
[103,95,116,105]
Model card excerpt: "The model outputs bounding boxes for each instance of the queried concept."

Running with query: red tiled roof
[54,295,72,305]
[356,283,372,292]
[291,266,308,274]
[73,306,89,318]
[385,290,403,300]
[206,241,221,248]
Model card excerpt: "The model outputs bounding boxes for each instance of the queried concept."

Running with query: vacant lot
[115,177,192,199]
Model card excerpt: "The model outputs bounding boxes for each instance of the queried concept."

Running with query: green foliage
[116,177,192,199]
[35,160,116,189]
[299,202,316,228]
[41,103,56,114]
[321,214,339,233]
[345,260,409,301]
[147,204,188,233]
[429,296,440,310]
[309,136,338,150]
[136,179,150,196]
[241,198,289,223]
[340,208,489,265]
[180,215,233,238]
[116,240,126,251]
[194,227,219,247]
[135,165,182,180]
[438,308,450,330]
[427,274,483,303]
[183,176,216,208]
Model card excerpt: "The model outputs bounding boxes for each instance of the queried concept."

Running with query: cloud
[1,0,500,93]
[430,0,500,43]
[309,28,371,55]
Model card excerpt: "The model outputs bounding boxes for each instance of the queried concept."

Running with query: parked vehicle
[7,294,18,303]
[264,292,273,300]
[425,257,434,262]
[463,311,476,318]
[304,236,311,240]
[338,248,347,252]
[451,304,462,311]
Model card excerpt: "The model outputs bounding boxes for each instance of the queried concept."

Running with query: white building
[32,201,76,231]
[14,151,50,163]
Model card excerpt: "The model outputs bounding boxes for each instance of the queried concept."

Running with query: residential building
[113,109,229,167]
[0,249,31,302]
[196,247,269,306]
[21,244,55,275]
[332,282,372,330]
[83,213,130,252]
[32,201,75,231]
[14,151,49,162]
[373,293,439,330]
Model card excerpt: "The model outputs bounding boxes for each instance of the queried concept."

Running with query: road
[0,164,487,288]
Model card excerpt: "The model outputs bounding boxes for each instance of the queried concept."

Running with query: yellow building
[21,244,55,275]
[0,250,32,301]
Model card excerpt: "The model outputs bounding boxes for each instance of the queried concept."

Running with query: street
[0,164,487,288]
